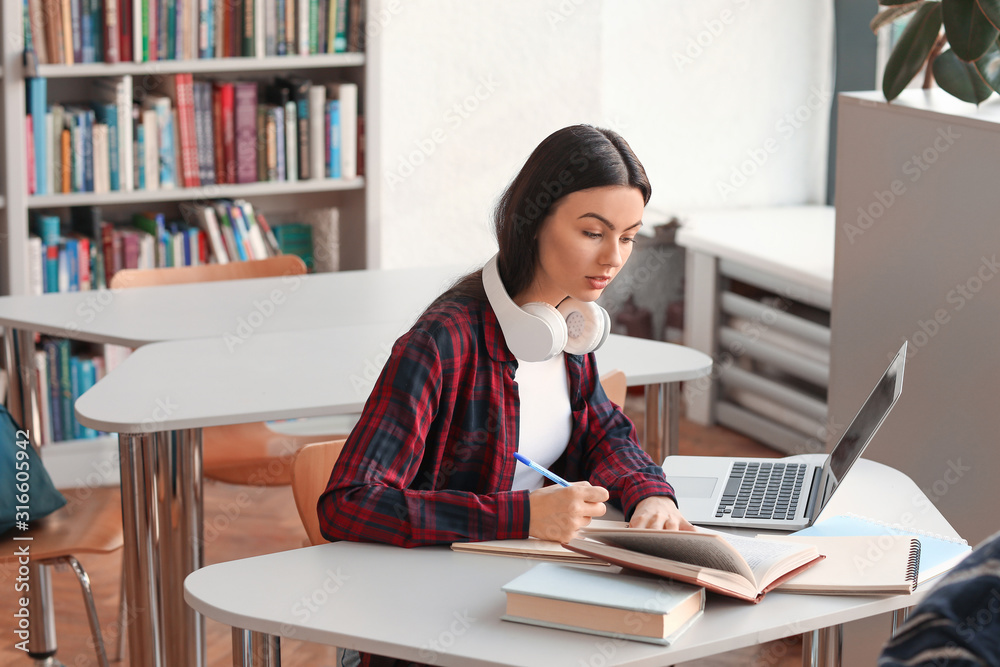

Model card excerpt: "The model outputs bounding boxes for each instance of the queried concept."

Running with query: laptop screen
[817,342,907,511]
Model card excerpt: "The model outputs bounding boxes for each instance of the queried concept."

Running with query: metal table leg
[119,428,205,667]
[3,327,42,447]
[802,625,843,667]
[643,381,682,465]
[232,628,281,666]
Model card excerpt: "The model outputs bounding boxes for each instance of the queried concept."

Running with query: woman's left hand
[629,496,695,531]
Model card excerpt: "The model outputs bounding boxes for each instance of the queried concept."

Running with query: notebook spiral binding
[906,540,921,590]
[841,512,970,545]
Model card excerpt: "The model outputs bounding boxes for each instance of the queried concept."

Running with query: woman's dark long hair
[433,124,651,306]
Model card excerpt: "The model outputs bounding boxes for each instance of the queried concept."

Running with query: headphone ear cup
[558,299,611,355]
[520,302,568,360]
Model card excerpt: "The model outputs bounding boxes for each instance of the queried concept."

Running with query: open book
[564,527,822,603]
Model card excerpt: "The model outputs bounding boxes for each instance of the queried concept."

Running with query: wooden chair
[289,373,628,546]
[0,487,123,667]
[108,254,307,289]
[291,439,347,546]
[599,368,627,407]
[111,256,350,486]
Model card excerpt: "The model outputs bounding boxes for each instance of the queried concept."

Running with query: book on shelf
[563,526,822,603]
[327,82,357,179]
[758,534,921,595]
[26,0,364,65]
[267,206,338,271]
[501,562,705,646]
[27,72,361,195]
[789,513,972,583]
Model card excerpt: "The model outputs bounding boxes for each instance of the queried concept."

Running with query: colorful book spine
[105,0,120,62]
[28,76,48,195]
[326,99,340,178]
[172,73,201,188]
[234,81,258,183]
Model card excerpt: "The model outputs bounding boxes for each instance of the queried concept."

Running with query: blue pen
[513,452,571,487]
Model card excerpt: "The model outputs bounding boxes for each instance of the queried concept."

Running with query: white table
[73,324,711,667]
[676,207,834,453]
[184,459,962,667]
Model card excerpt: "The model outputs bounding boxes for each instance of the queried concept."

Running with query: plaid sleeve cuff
[619,470,676,521]
[493,490,531,540]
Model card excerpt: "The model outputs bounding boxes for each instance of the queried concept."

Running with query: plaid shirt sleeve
[562,353,676,520]
[317,324,531,548]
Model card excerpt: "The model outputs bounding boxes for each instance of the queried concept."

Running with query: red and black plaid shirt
[318,295,675,548]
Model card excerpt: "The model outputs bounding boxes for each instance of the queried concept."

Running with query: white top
[510,353,571,492]
[184,459,962,667]
[675,205,834,296]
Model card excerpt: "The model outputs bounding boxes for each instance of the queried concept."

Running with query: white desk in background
[184,459,962,667]
[74,324,711,667]
[676,207,834,454]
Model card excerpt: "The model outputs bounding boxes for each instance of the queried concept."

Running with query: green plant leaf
[977,0,1000,29]
[883,2,944,100]
[943,0,999,60]
[933,48,995,101]
[872,2,928,33]
[974,40,1000,91]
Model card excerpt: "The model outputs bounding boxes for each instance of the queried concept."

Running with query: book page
[715,533,814,584]
[579,530,754,581]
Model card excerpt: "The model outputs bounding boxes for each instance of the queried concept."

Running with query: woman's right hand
[528,482,609,543]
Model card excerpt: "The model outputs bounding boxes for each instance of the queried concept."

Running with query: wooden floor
[0,392,803,667]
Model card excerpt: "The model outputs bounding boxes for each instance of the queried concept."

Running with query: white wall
[372,0,835,269]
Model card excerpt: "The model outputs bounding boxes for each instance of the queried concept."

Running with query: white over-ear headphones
[482,254,611,362]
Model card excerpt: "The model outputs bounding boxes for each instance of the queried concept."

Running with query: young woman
[318,125,693,554]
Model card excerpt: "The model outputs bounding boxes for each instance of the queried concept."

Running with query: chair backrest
[291,439,347,546]
[599,369,627,407]
[109,255,307,289]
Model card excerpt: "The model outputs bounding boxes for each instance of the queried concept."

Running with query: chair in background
[291,439,347,546]
[0,487,122,667]
[599,368,627,407]
[110,256,352,486]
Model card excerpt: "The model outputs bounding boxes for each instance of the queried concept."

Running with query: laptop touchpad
[669,477,718,499]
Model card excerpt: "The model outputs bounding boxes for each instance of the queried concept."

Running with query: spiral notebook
[755,535,921,595]
[788,513,972,583]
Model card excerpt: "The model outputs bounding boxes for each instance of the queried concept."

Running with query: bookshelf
[0,1,379,453]
[0,0,379,298]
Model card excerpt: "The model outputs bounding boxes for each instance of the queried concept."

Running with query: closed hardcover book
[234,81,259,183]
[167,73,201,188]
[502,563,704,646]
[308,85,326,179]
[327,82,357,179]
[28,76,48,195]
[44,340,62,442]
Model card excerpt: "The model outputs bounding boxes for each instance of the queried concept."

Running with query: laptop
[662,341,907,530]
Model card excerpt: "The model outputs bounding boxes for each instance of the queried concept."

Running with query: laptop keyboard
[714,462,806,520]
